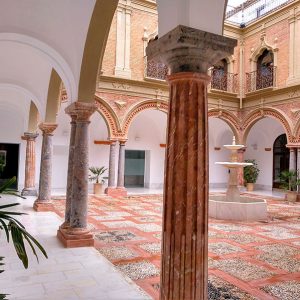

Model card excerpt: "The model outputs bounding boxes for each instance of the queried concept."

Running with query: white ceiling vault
[0,0,228,131]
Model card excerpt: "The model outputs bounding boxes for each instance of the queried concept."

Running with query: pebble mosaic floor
[50,193,300,300]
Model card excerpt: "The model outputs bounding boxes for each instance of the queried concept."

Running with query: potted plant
[279,170,300,202]
[89,166,108,195]
[243,159,260,192]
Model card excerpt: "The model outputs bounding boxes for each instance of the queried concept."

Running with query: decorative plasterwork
[114,101,127,109]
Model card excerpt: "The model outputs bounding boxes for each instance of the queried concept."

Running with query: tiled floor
[48,193,300,300]
[0,196,151,300]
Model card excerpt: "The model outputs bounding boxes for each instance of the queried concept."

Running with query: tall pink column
[21,132,39,196]
[147,25,236,300]
[57,102,97,248]
[34,123,57,211]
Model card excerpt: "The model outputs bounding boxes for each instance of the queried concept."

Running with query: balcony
[145,58,168,81]
[210,69,238,93]
[245,66,276,93]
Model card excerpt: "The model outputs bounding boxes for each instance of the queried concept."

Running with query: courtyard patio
[49,192,300,300]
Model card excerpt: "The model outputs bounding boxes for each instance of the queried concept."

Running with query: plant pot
[286,190,297,202]
[93,183,103,195]
[246,183,254,192]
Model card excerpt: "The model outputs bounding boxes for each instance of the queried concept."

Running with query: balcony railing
[245,66,276,93]
[210,69,238,93]
[145,58,168,81]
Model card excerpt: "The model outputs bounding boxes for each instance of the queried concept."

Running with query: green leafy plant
[89,166,107,184]
[244,159,260,183]
[279,170,300,191]
[0,177,48,299]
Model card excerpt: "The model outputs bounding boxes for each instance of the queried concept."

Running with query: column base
[21,188,38,197]
[105,187,127,197]
[33,200,53,212]
[57,227,94,248]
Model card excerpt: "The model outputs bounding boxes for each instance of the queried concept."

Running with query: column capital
[65,102,97,122]
[21,132,39,141]
[286,144,300,149]
[39,123,58,136]
[146,25,237,74]
[119,140,127,145]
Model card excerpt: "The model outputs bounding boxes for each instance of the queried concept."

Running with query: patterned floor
[51,194,300,300]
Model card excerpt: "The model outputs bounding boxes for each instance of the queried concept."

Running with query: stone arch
[242,108,293,144]
[0,33,76,103]
[122,100,169,138]
[77,0,118,103]
[208,109,241,143]
[94,96,121,140]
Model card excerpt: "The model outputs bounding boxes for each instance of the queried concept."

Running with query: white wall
[209,118,234,188]
[245,117,285,190]
[126,109,167,189]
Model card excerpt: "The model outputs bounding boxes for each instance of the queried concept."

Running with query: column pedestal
[146,25,236,300]
[34,123,57,211]
[57,102,97,248]
[21,133,38,196]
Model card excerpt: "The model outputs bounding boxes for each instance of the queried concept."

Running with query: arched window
[256,49,275,90]
[273,134,289,188]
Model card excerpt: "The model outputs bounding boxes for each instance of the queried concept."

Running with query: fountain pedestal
[210,136,267,221]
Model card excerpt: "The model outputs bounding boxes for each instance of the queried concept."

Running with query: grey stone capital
[146,25,237,74]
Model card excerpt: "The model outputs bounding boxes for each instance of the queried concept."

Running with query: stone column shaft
[146,25,236,300]
[57,102,97,248]
[62,114,77,228]
[108,141,117,187]
[117,141,126,188]
[21,133,38,196]
[34,123,57,211]
[290,148,296,171]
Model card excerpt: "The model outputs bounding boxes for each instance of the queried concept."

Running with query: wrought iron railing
[245,66,276,93]
[145,58,168,81]
[210,69,238,93]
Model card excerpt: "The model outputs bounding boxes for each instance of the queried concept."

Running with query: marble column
[105,141,117,194]
[34,123,58,211]
[117,141,126,188]
[289,148,296,171]
[57,102,97,248]
[146,25,236,300]
[21,132,39,196]
[61,113,77,229]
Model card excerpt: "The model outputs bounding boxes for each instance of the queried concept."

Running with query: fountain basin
[215,162,253,168]
[209,195,268,221]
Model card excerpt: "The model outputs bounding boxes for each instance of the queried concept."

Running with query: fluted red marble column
[147,25,236,300]
[21,132,38,196]
[57,102,97,248]
[34,123,57,211]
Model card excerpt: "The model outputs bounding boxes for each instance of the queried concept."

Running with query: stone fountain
[209,136,267,221]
